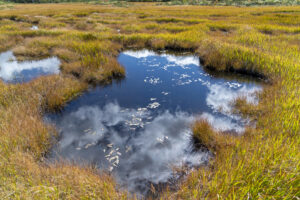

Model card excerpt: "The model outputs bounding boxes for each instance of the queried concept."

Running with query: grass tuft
[193,119,235,153]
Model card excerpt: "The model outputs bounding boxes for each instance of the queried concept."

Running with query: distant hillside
[3,0,300,6]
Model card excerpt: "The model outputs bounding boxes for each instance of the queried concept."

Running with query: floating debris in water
[177,79,193,86]
[147,102,160,109]
[84,142,97,149]
[125,117,144,127]
[144,76,162,85]
[179,74,191,79]
[137,107,147,111]
[107,143,113,148]
[125,145,131,153]
[156,136,169,144]
[104,146,121,170]
[83,129,97,135]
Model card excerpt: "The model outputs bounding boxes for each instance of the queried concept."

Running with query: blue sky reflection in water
[46,50,261,196]
[0,51,60,83]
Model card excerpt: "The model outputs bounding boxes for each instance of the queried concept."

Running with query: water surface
[0,51,60,83]
[46,50,261,196]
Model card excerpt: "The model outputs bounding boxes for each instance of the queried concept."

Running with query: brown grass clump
[13,45,50,60]
[193,119,220,152]
[52,47,80,62]
[233,96,261,119]
[149,38,167,50]
[193,119,235,153]
[61,61,83,77]
[0,34,22,52]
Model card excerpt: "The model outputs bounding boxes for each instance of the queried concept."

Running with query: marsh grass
[0,4,299,199]
[192,119,235,153]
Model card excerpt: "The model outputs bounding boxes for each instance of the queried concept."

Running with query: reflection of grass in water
[0,4,299,199]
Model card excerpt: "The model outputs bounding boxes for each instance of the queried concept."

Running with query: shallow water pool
[0,51,60,83]
[46,50,261,196]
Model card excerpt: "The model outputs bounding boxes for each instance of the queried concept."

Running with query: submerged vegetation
[0,4,299,199]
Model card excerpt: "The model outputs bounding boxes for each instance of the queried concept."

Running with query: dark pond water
[46,50,261,196]
[0,51,60,83]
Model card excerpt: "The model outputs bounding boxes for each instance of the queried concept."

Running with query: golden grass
[0,3,299,199]
[192,119,235,153]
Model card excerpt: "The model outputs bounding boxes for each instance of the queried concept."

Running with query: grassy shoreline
[0,4,299,199]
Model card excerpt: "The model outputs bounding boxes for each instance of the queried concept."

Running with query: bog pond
[44,50,262,196]
[0,51,60,83]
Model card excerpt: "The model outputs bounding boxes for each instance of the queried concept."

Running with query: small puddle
[31,25,39,30]
[0,51,60,83]
[46,50,262,196]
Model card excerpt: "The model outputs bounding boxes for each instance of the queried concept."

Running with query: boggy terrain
[0,4,299,199]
